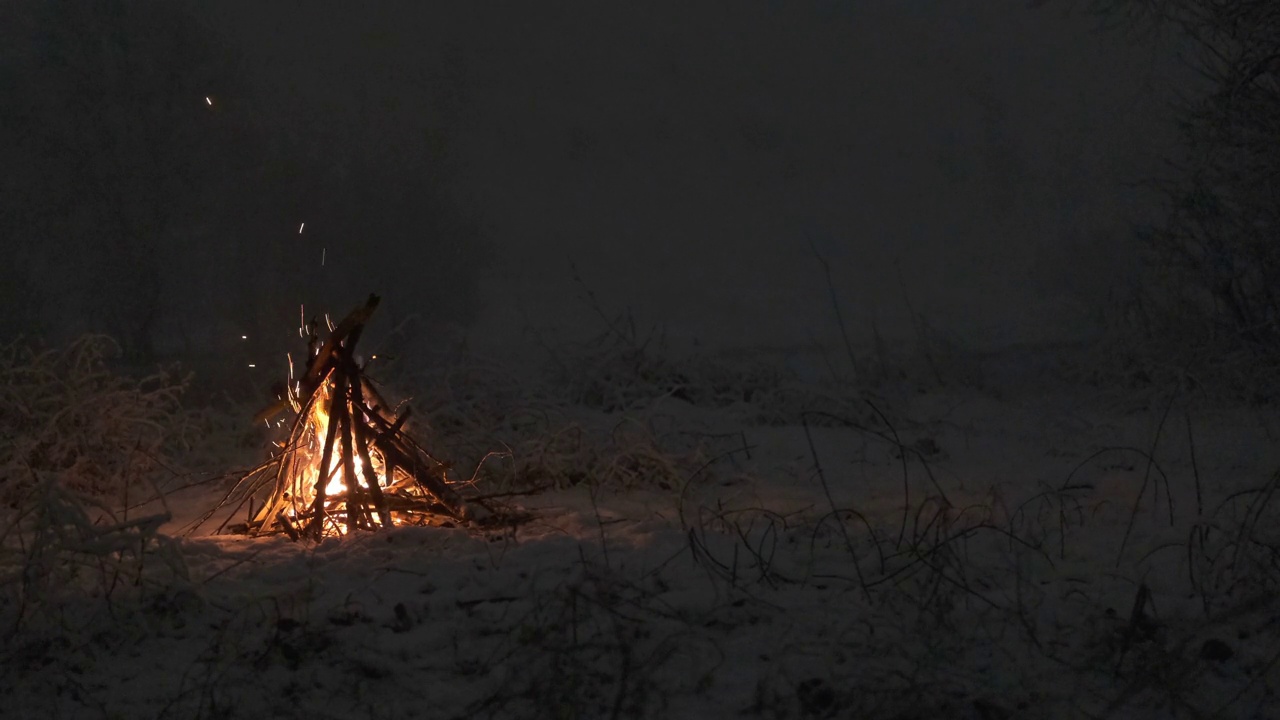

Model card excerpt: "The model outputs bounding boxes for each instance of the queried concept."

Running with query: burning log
[206,294,478,540]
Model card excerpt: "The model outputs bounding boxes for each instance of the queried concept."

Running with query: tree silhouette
[1075,0,1280,348]
[1,1,485,366]
[1,0,251,357]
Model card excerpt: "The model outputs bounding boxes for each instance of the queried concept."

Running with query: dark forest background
[3,0,1277,392]
[0,0,483,369]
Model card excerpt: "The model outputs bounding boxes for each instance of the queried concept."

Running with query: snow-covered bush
[0,336,196,649]
[0,479,188,643]
[0,335,196,502]
[408,361,715,492]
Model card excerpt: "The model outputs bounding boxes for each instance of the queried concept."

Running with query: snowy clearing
[4,345,1279,719]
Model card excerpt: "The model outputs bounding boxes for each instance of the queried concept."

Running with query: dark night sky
[6,1,1183,358]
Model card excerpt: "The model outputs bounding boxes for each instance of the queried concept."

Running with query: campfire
[202,294,476,540]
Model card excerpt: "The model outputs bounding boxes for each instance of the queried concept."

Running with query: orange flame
[288,381,391,536]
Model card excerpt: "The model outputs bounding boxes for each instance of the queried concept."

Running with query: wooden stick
[337,400,368,530]
[350,373,392,528]
[277,510,300,541]
[303,294,380,388]
[373,434,469,520]
[253,296,379,426]
[383,406,412,438]
[359,376,397,422]
[336,327,375,530]
[306,369,346,538]
[233,403,311,534]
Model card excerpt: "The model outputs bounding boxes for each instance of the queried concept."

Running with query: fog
[3,0,1182,362]
[424,0,1181,351]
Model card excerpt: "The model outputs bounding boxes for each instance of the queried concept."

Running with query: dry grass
[383,355,736,495]
[0,335,198,502]
[0,336,197,660]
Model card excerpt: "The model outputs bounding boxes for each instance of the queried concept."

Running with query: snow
[4,345,1277,719]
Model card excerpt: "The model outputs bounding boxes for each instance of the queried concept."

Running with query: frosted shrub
[0,479,187,642]
[0,336,194,654]
[0,335,195,502]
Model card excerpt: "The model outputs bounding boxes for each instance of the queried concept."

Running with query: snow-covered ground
[5,345,1280,719]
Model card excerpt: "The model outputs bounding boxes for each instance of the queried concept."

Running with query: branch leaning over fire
[253,293,382,426]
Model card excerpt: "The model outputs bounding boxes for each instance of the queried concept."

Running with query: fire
[289,381,391,535]
[232,294,474,541]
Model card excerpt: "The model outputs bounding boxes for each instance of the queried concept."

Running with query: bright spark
[248,363,256,368]
[205,96,212,106]
[241,334,247,340]
[299,222,305,234]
